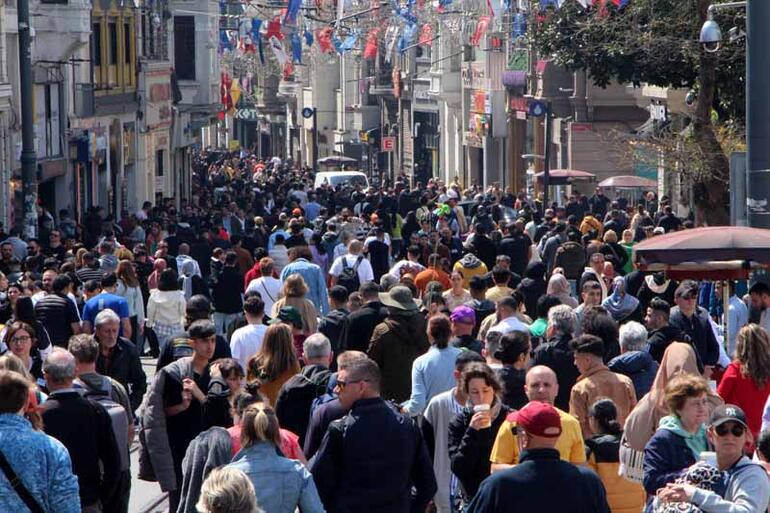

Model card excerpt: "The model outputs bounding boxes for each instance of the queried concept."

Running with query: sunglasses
[715,423,746,437]
[335,379,369,391]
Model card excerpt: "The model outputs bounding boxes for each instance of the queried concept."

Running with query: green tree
[533,0,745,224]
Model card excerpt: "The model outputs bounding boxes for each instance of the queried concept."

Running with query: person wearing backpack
[330,240,374,294]
[319,286,350,358]
[70,334,133,513]
[41,348,122,513]
[274,334,333,447]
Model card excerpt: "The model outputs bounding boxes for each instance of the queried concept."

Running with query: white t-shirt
[329,254,374,284]
[230,323,268,370]
[246,277,282,317]
[488,315,530,335]
[389,259,426,279]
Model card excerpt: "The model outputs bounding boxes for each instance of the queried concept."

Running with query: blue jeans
[213,312,240,338]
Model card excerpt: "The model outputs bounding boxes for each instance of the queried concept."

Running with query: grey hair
[484,330,502,360]
[43,348,76,383]
[303,333,332,360]
[196,467,263,513]
[619,321,648,352]
[380,273,399,291]
[547,304,576,336]
[94,308,121,327]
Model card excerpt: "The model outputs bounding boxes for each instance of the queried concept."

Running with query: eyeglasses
[10,335,31,344]
[715,423,746,437]
[335,379,369,391]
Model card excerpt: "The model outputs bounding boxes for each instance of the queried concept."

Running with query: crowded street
[1,0,769,511]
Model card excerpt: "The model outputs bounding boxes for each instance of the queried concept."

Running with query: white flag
[269,36,288,66]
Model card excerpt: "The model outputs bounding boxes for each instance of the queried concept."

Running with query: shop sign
[472,90,492,114]
[463,131,484,148]
[461,63,489,89]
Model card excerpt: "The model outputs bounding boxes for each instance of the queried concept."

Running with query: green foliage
[532,0,745,123]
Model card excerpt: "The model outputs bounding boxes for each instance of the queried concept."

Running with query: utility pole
[542,101,552,210]
[312,107,318,173]
[17,0,37,239]
[747,0,770,228]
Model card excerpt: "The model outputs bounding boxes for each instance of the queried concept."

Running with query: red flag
[363,28,379,59]
[470,17,490,47]
[419,23,434,46]
[266,17,283,40]
[316,27,334,53]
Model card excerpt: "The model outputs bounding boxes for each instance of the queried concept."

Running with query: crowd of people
[1,150,770,513]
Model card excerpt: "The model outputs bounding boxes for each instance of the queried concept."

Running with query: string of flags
[217,0,630,113]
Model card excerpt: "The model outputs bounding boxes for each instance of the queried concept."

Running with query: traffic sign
[302,107,315,119]
[381,136,396,152]
[528,101,547,118]
[234,108,258,120]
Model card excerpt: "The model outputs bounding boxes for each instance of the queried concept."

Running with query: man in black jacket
[668,281,719,370]
[211,251,244,337]
[42,348,122,512]
[310,357,437,513]
[275,333,333,446]
[467,401,609,513]
[339,281,386,352]
[644,297,690,365]
[531,305,580,411]
[319,286,350,356]
[94,308,147,412]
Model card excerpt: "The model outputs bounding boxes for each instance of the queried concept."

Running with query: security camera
[699,19,722,53]
[685,90,697,107]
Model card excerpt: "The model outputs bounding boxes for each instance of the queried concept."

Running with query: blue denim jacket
[227,442,325,513]
[279,258,330,315]
[0,414,80,513]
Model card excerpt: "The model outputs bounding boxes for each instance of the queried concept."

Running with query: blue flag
[304,29,313,46]
[285,0,301,24]
[291,33,302,63]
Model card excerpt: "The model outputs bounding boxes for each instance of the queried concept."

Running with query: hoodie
[368,311,430,403]
[608,351,659,400]
[645,325,702,370]
[454,254,488,288]
[690,456,770,513]
[519,262,547,317]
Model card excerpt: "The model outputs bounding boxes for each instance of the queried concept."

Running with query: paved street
[129,356,168,513]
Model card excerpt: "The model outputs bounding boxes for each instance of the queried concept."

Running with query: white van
[314,171,369,190]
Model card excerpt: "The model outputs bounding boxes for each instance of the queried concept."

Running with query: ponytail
[588,398,623,436]
[240,403,281,448]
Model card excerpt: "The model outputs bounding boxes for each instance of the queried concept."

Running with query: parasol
[598,175,657,189]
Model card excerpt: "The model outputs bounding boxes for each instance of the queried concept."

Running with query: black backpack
[337,255,364,294]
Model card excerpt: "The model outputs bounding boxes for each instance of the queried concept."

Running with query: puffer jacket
[608,351,659,400]
[586,434,646,513]
[453,254,488,289]
[368,311,430,403]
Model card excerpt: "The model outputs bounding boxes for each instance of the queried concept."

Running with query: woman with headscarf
[179,259,208,301]
[621,343,722,482]
[517,261,547,318]
[603,276,642,324]
[147,258,167,291]
[546,273,578,309]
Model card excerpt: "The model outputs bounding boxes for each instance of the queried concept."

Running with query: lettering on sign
[234,109,259,120]
[381,136,396,152]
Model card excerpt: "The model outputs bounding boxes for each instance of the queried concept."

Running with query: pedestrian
[0,369,80,512]
[82,272,132,339]
[270,274,318,336]
[229,295,268,371]
[115,259,145,347]
[310,357,437,512]
[531,304,579,410]
[656,404,770,512]
[609,320,659,399]
[227,402,324,513]
[448,361,513,507]
[403,314,462,416]
[146,268,187,351]
[211,251,244,337]
[280,246,329,315]
[318,285,349,356]
[584,398,645,513]
[493,331,530,410]
[467,401,610,513]
[338,281,386,352]
[33,273,81,347]
[245,257,281,317]
[41,348,122,512]
[368,285,429,403]
[196,467,264,513]
[246,323,301,407]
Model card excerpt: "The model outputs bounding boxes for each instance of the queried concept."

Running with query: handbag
[618,432,645,484]
[0,449,46,513]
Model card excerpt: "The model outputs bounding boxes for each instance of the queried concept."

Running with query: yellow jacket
[586,434,646,513]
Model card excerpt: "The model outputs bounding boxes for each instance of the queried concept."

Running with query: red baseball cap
[509,401,562,438]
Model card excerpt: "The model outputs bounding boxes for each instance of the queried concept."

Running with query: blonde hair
[281,274,308,298]
[114,247,134,262]
[0,353,33,381]
[196,467,263,513]
[735,324,770,387]
[240,402,281,448]
[603,230,618,244]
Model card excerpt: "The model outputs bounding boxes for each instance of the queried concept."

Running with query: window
[109,22,118,65]
[156,149,164,177]
[34,83,61,158]
[92,23,102,66]
[174,16,196,80]
[124,22,131,64]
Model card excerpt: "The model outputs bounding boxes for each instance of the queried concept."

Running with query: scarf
[658,414,708,460]
[602,276,639,321]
